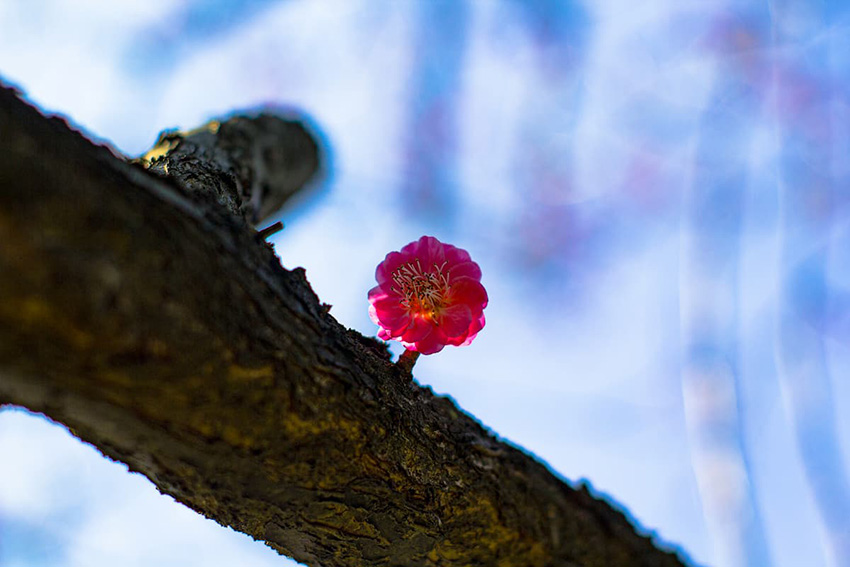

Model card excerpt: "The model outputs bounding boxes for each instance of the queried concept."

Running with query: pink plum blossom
[368,236,488,355]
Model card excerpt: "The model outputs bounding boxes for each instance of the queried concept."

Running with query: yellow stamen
[390,260,451,317]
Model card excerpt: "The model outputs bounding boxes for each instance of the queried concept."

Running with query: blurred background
[1,1,849,566]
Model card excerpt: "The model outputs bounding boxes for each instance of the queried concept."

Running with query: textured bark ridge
[0,83,689,567]
[139,112,321,224]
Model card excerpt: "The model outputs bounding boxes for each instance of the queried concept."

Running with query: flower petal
[376,251,411,287]
[444,245,472,265]
[449,278,488,312]
[370,310,409,339]
[438,303,473,338]
[367,285,387,302]
[406,235,445,270]
[401,316,433,343]
[457,314,485,346]
[369,295,410,332]
[447,261,482,282]
[411,328,448,355]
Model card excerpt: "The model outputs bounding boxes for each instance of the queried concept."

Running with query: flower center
[391,260,451,316]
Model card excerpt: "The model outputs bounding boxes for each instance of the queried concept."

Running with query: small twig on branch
[257,220,284,240]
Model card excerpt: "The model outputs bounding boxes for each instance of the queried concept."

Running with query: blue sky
[1,2,849,566]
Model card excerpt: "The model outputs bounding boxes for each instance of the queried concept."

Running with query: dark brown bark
[138,112,322,225]
[0,83,688,567]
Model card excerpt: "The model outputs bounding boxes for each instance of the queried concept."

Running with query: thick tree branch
[138,112,321,225]
[0,84,688,567]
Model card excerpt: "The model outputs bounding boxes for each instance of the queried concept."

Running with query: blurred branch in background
[680,10,773,567]
[509,0,590,278]
[772,2,850,566]
[124,0,282,82]
[401,0,468,223]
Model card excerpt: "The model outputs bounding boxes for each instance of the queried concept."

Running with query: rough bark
[137,112,321,225]
[0,83,688,567]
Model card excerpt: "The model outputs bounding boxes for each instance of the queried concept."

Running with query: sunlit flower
[368,235,488,355]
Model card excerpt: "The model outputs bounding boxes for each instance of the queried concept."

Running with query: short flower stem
[397,349,420,375]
